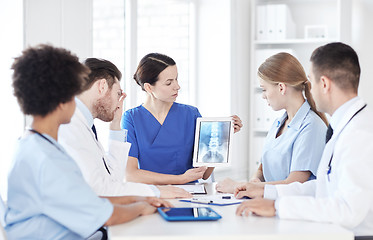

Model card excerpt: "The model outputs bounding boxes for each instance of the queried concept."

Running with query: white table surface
[109,183,354,240]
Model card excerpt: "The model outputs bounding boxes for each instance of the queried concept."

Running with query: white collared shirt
[58,99,160,197]
[264,97,373,236]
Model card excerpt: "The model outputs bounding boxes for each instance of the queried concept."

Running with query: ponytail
[304,81,328,126]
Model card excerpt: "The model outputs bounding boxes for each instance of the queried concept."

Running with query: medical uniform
[264,97,373,236]
[5,133,113,239]
[121,103,201,175]
[58,98,159,197]
[261,101,327,181]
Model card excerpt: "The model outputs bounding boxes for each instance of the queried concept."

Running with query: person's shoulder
[303,110,327,130]
[14,135,62,171]
[174,102,200,115]
[350,105,373,130]
[123,105,143,118]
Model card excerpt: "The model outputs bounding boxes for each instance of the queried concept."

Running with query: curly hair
[12,44,89,116]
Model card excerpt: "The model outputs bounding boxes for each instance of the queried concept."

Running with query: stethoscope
[27,128,63,153]
[28,127,111,175]
[326,104,367,181]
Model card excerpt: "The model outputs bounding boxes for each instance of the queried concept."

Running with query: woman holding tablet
[216,52,327,196]
[121,53,242,185]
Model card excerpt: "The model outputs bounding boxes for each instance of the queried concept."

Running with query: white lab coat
[58,108,157,197]
[265,98,373,236]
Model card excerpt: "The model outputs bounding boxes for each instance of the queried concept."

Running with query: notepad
[174,184,207,194]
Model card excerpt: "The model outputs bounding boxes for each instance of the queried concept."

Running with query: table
[109,183,354,240]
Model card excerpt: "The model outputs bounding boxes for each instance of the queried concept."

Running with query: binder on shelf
[266,4,276,40]
[253,92,265,130]
[256,5,267,40]
[275,4,295,40]
[256,4,295,41]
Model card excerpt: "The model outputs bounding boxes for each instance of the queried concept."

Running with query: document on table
[180,194,245,206]
[174,184,207,194]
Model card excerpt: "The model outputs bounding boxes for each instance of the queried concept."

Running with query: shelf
[253,130,268,137]
[253,128,269,133]
[249,0,346,177]
[254,38,338,45]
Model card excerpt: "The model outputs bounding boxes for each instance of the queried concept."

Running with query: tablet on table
[158,207,222,221]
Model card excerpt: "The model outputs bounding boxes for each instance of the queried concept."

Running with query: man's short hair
[83,58,122,90]
[310,42,360,92]
[12,44,89,116]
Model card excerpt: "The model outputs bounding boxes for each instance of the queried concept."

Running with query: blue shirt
[121,103,201,175]
[5,133,113,239]
[261,101,327,182]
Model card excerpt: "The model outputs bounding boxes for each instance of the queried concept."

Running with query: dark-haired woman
[121,53,242,185]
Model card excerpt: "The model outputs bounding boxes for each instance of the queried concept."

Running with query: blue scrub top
[261,101,327,182]
[5,133,113,239]
[121,102,201,175]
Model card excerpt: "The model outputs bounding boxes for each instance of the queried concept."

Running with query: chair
[0,194,7,240]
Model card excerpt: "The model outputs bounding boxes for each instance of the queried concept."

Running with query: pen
[190,199,213,204]
[222,196,231,199]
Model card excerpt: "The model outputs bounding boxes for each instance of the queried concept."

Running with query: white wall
[195,0,231,117]
[0,0,93,199]
[351,0,373,105]
[227,0,251,181]
[24,0,92,59]
[195,0,251,181]
[0,1,24,200]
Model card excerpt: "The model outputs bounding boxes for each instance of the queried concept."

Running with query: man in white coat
[235,42,373,238]
[59,58,191,198]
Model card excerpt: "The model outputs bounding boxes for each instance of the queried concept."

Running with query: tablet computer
[158,207,222,221]
[192,117,233,167]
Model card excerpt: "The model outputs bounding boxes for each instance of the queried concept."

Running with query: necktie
[325,124,333,144]
[91,124,98,140]
[91,124,111,175]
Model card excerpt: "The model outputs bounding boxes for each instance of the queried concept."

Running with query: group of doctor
[4,41,373,239]
[5,45,241,239]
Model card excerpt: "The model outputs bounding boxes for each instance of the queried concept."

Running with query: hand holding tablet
[193,117,234,167]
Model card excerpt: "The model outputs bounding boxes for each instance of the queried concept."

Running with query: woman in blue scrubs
[216,52,328,195]
[121,53,242,185]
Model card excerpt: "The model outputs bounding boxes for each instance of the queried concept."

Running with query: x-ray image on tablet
[193,117,233,167]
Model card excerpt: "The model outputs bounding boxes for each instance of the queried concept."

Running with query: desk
[110,183,354,240]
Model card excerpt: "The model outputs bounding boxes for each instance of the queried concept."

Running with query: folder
[256,5,267,40]
[275,4,295,40]
[266,4,277,40]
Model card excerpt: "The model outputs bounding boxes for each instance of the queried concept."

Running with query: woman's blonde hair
[258,52,328,126]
